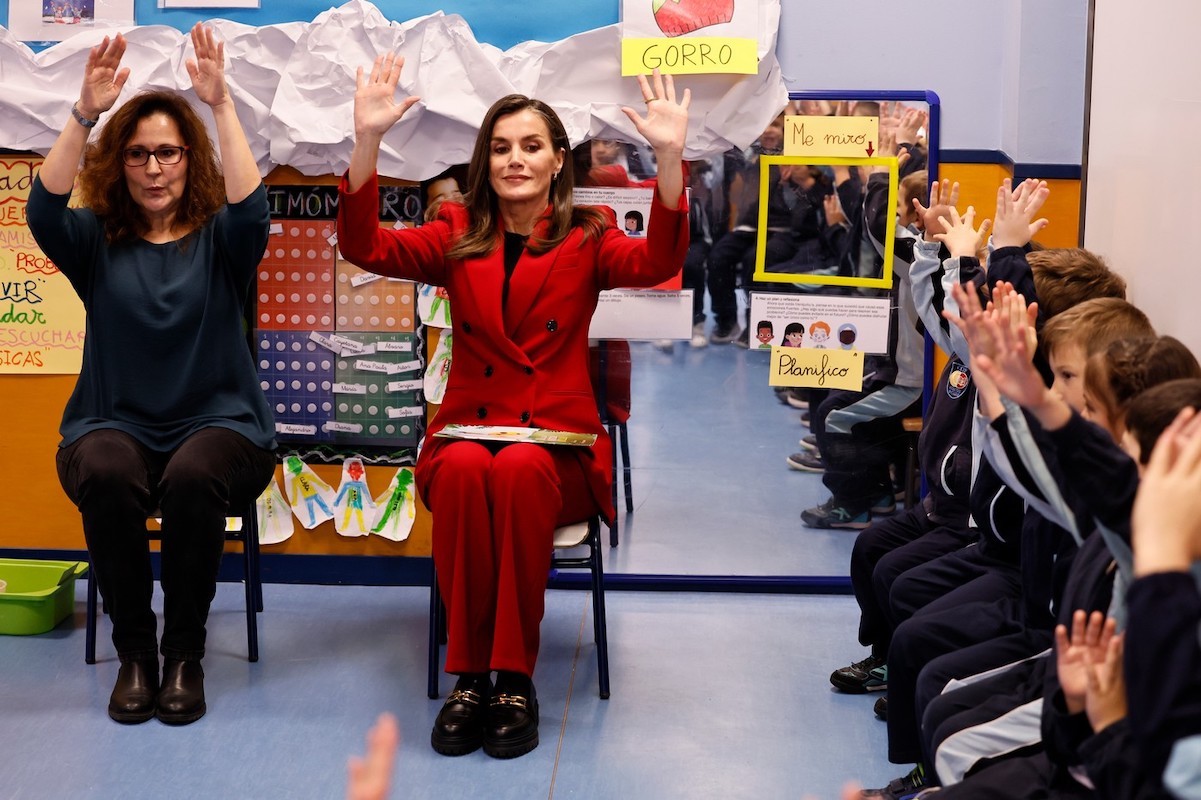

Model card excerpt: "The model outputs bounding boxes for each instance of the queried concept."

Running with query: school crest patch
[946,358,972,400]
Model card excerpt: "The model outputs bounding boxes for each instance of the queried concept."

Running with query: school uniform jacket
[337,173,688,521]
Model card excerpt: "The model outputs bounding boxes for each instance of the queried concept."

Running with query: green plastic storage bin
[0,558,89,635]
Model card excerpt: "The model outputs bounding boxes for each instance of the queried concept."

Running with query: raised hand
[1084,626,1126,733]
[186,23,230,109]
[824,192,848,227]
[354,53,421,140]
[79,33,130,119]
[1131,407,1201,575]
[934,205,992,260]
[895,107,926,147]
[1054,609,1109,714]
[622,69,691,156]
[992,178,1050,249]
[346,712,400,800]
[973,282,1048,410]
[915,179,959,242]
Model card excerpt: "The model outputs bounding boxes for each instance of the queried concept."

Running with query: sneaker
[874,695,888,720]
[690,322,708,348]
[829,653,888,693]
[733,327,750,348]
[798,434,818,452]
[709,322,741,345]
[870,493,897,515]
[800,411,811,427]
[860,765,928,799]
[801,497,871,529]
[786,389,809,410]
[653,339,674,352]
[787,451,825,472]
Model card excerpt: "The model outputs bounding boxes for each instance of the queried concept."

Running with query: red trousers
[423,440,598,677]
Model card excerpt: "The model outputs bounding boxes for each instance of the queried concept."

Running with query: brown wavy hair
[447,94,608,261]
[1085,336,1201,433]
[78,91,225,244]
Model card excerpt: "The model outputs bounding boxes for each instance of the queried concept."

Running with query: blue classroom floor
[1,583,895,799]
[3,324,907,798]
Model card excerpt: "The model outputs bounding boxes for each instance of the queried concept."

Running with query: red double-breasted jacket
[337,173,689,521]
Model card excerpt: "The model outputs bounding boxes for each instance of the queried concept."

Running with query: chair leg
[245,509,264,613]
[427,562,442,699]
[607,423,620,547]
[618,421,633,513]
[85,562,98,664]
[589,518,611,699]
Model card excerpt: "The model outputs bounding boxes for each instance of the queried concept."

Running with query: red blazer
[337,173,688,521]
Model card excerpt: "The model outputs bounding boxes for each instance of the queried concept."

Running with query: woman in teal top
[27,25,276,726]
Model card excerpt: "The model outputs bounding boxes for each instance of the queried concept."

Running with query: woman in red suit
[337,53,690,759]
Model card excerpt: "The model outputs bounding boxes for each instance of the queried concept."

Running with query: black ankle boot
[431,673,492,756]
[484,672,539,759]
[156,659,206,725]
[108,657,159,724]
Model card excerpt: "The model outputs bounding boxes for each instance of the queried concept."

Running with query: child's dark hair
[757,320,773,332]
[1125,379,1201,464]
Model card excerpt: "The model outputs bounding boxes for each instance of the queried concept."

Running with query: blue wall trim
[941,149,1081,180]
[3,548,852,595]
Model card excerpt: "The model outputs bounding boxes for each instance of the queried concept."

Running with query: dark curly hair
[78,91,225,244]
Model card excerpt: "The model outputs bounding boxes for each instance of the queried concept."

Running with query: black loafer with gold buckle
[431,674,492,755]
[483,679,539,759]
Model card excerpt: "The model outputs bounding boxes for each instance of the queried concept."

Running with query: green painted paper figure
[255,479,295,545]
[371,467,417,542]
[284,455,335,529]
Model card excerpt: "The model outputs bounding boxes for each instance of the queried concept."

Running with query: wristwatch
[71,102,98,129]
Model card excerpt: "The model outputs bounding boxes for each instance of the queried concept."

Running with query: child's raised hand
[1131,407,1201,575]
[1055,609,1110,715]
[992,178,1050,249]
[1084,628,1127,733]
[973,283,1046,409]
[934,205,992,260]
[823,192,848,227]
[895,107,926,147]
[914,179,959,242]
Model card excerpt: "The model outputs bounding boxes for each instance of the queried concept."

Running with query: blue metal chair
[427,516,611,700]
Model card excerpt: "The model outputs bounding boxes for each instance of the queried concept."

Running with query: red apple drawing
[652,0,735,37]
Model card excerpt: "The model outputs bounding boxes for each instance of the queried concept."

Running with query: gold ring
[643,97,656,104]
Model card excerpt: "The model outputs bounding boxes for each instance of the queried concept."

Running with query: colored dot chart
[255,184,425,449]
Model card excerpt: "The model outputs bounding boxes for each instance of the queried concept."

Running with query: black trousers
[887,599,1037,764]
[849,506,972,660]
[57,428,275,662]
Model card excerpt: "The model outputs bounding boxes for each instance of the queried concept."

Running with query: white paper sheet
[0,0,787,178]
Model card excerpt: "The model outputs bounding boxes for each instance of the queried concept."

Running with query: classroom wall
[776,1,1087,166]
[0,2,1090,562]
[1085,2,1201,354]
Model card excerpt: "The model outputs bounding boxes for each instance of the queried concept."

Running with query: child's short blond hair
[1038,297,1153,363]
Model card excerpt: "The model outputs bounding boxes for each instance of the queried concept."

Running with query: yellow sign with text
[769,347,864,391]
[783,115,880,159]
[621,37,757,75]
[0,156,86,374]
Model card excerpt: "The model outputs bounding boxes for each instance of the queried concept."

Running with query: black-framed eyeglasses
[122,145,190,167]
